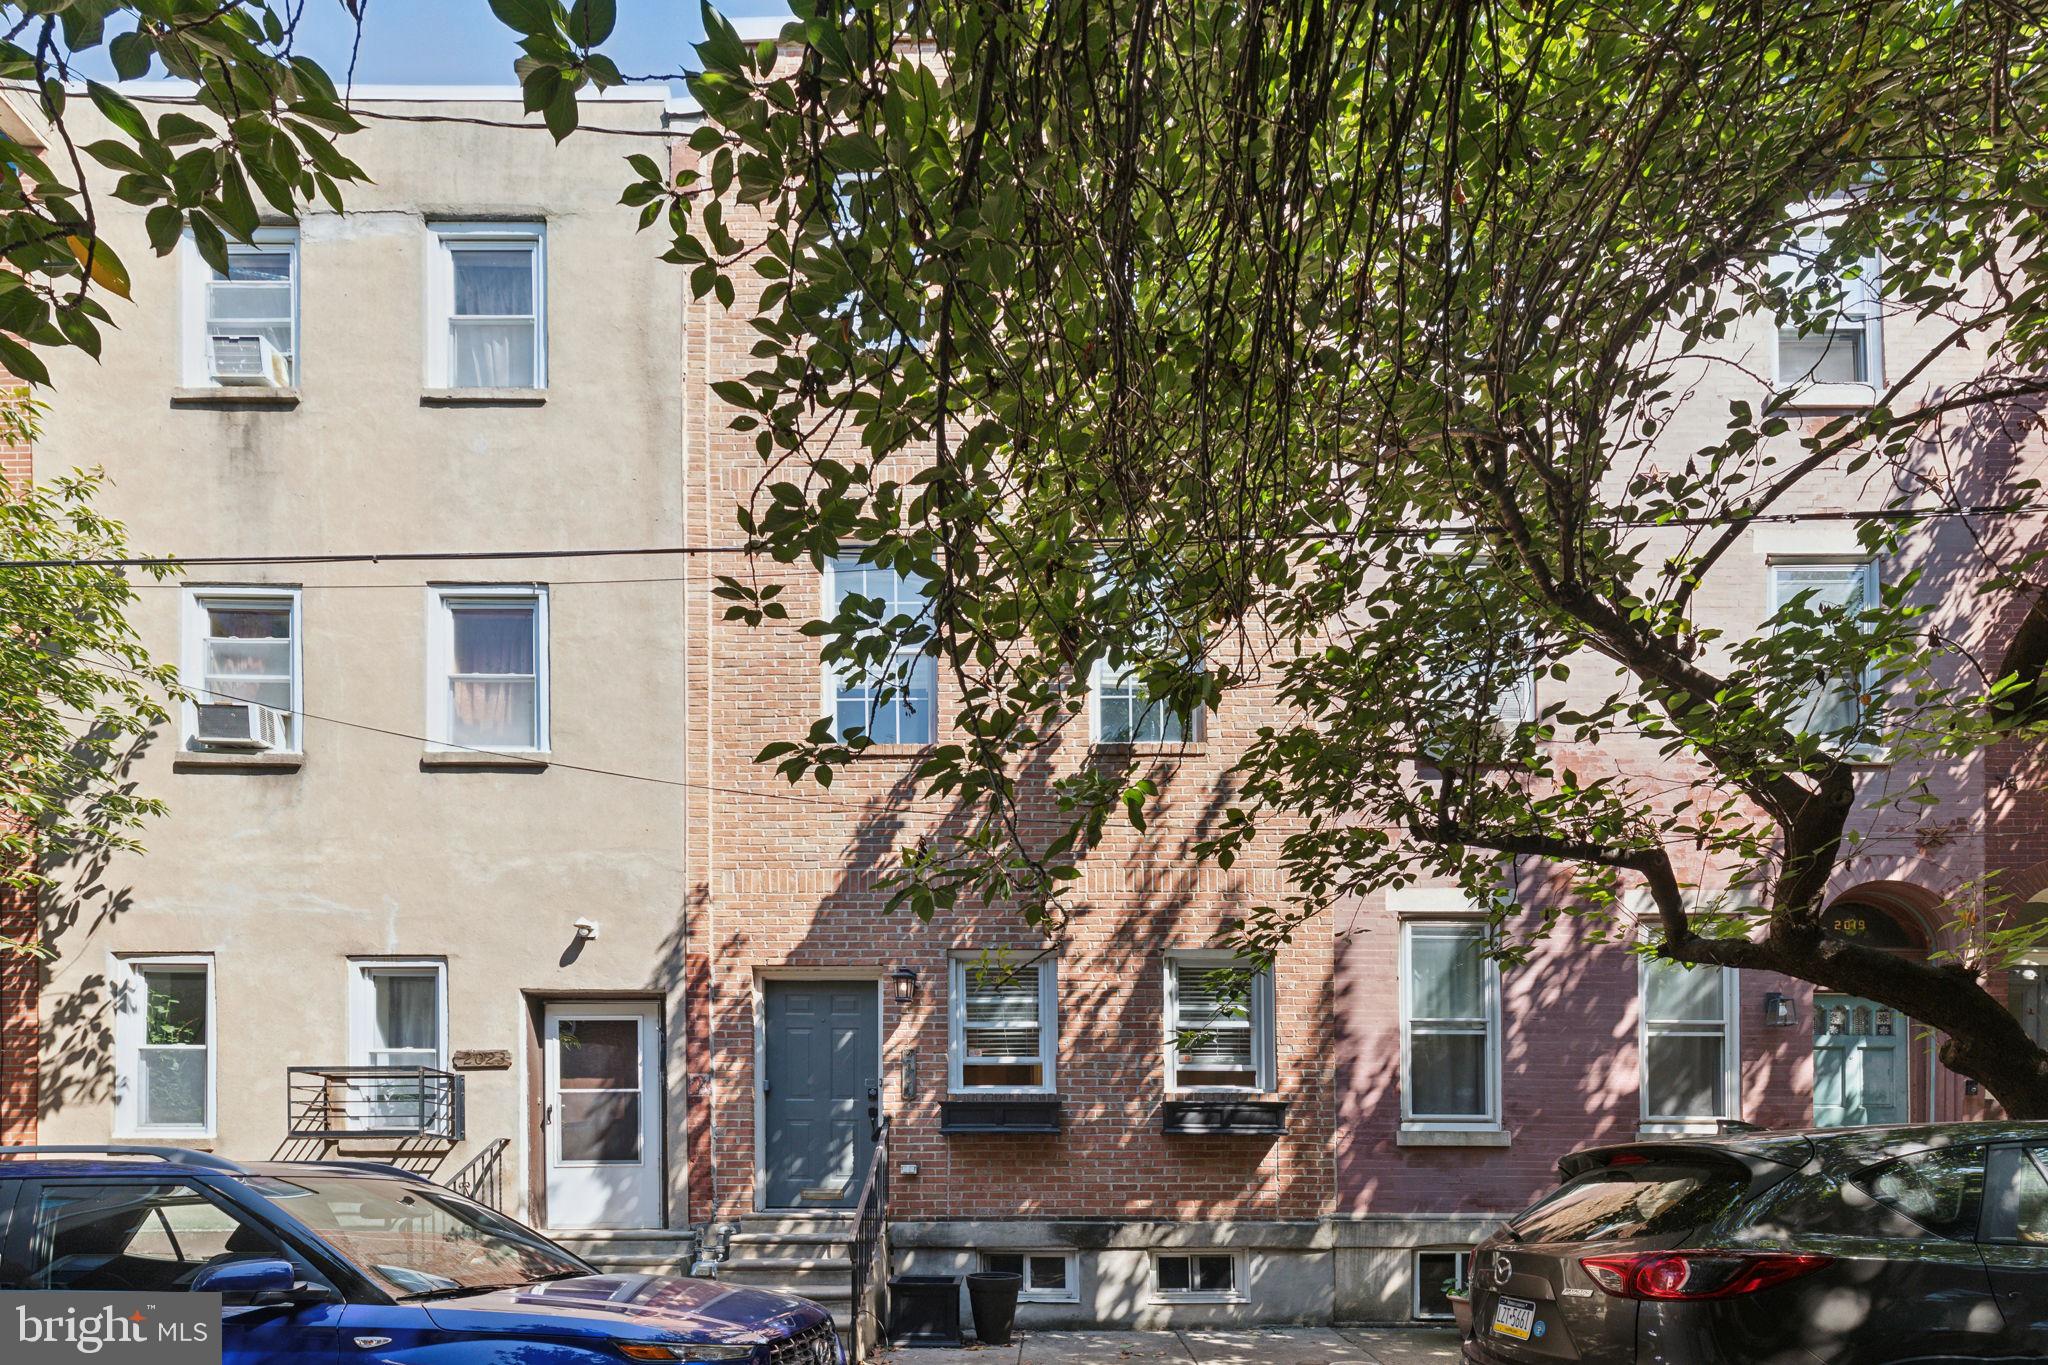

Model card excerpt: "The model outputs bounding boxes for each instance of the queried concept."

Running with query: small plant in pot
[1444,1275,1473,1333]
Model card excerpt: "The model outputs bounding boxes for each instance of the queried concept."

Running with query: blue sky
[79,1,791,92]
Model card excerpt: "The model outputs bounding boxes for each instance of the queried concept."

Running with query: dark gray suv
[1462,1122,2046,1364]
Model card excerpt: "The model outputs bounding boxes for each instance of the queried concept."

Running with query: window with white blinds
[949,956,1056,1092]
[1166,954,1274,1091]
[1769,561,1877,737]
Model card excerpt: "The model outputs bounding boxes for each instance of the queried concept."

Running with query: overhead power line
[0,502,2035,571]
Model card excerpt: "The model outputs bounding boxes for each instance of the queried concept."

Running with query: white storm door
[543,1001,662,1230]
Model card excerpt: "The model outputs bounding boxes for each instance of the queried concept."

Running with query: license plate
[1492,1295,1537,1342]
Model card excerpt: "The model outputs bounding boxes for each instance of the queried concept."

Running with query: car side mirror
[190,1258,334,1306]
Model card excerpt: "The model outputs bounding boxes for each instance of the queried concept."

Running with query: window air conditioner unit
[194,701,288,750]
[208,334,290,387]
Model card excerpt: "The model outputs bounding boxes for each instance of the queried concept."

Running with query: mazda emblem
[1492,1250,1514,1287]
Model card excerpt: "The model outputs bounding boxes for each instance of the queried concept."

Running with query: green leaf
[0,333,51,386]
[108,32,154,82]
[489,0,559,38]
[86,82,150,143]
[543,86,579,142]
[568,0,617,46]
[144,206,183,256]
[188,214,229,276]
[65,236,130,300]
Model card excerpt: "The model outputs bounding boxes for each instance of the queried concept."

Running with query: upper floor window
[427,586,548,752]
[1772,205,1881,388]
[949,955,1057,1093]
[183,229,297,387]
[1165,952,1274,1092]
[1769,560,1878,737]
[428,222,546,389]
[1400,920,1500,1126]
[113,955,213,1136]
[1639,957,1738,1126]
[824,556,936,745]
[181,587,300,753]
[1092,656,1196,744]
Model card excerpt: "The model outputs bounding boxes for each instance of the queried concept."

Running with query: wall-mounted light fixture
[1762,992,1794,1028]
[892,965,919,1004]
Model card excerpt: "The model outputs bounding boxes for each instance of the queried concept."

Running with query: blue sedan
[0,1146,841,1364]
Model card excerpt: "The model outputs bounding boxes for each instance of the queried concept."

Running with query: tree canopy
[646,0,2048,1113]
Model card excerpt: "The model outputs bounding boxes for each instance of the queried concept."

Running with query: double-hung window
[1400,921,1501,1126]
[950,955,1056,1092]
[113,955,214,1136]
[184,229,298,386]
[181,587,301,752]
[428,586,548,752]
[1165,953,1274,1091]
[1769,560,1878,739]
[824,556,936,745]
[1772,203,1882,389]
[1092,657,1195,744]
[429,222,546,389]
[1088,571,1201,745]
[349,959,448,1132]
[1640,958,1738,1129]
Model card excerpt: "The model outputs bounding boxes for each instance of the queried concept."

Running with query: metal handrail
[847,1117,891,1364]
[445,1137,512,1210]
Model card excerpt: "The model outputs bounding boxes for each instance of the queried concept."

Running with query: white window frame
[948,954,1058,1095]
[1638,958,1741,1133]
[424,584,550,753]
[425,221,547,389]
[1399,918,1503,1130]
[111,953,216,1139]
[347,958,450,1071]
[1413,1249,1472,1321]
[819,555,939,746]
[180,227,299,387]
[1767,558,1880,747]
[1769,198,1883,401]
[978,1250,1080,1304]
[1089,654,1203,746]
[179,586,303,754]
[1164,951,1275,1094]
[1149,1249,1246,1305]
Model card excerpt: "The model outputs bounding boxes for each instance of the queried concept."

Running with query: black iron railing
[848,1116,891,1364]
[286,1066,464,1141]
[446,1136,511,1209]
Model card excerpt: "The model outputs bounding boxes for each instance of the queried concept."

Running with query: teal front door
[1814,995,1909,1126]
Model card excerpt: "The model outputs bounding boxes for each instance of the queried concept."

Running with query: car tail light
[1579,1251,1832,1300]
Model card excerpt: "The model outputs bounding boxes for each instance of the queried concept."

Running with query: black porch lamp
[1762,992,1794,1028]
[892,965,920,1004]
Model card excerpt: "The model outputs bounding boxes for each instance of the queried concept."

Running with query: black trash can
[887,1274,963,1347]
[966,1270,1024,1346]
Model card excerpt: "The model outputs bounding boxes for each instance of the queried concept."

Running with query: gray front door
[762,980,879,1209]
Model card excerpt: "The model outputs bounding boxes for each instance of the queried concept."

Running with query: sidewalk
[876,1326,1463,1364]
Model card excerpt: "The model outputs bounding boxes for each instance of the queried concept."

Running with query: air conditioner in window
[207,334,290,387]
[194,701,288,750]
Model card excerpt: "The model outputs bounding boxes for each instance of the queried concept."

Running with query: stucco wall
[30,89,690,1227]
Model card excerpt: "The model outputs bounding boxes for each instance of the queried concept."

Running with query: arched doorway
[1812,893,1932,1127]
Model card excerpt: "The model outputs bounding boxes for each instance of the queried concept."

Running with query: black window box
[939,1098,1062,1134]
[1162,1099,1288,1136]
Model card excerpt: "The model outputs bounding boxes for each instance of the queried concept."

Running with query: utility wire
[0,502,2035,571]
[103,661,945,814]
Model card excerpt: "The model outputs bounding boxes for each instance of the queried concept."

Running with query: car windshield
[1507,1161,1750,1244]
[238,1174,586,1299]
